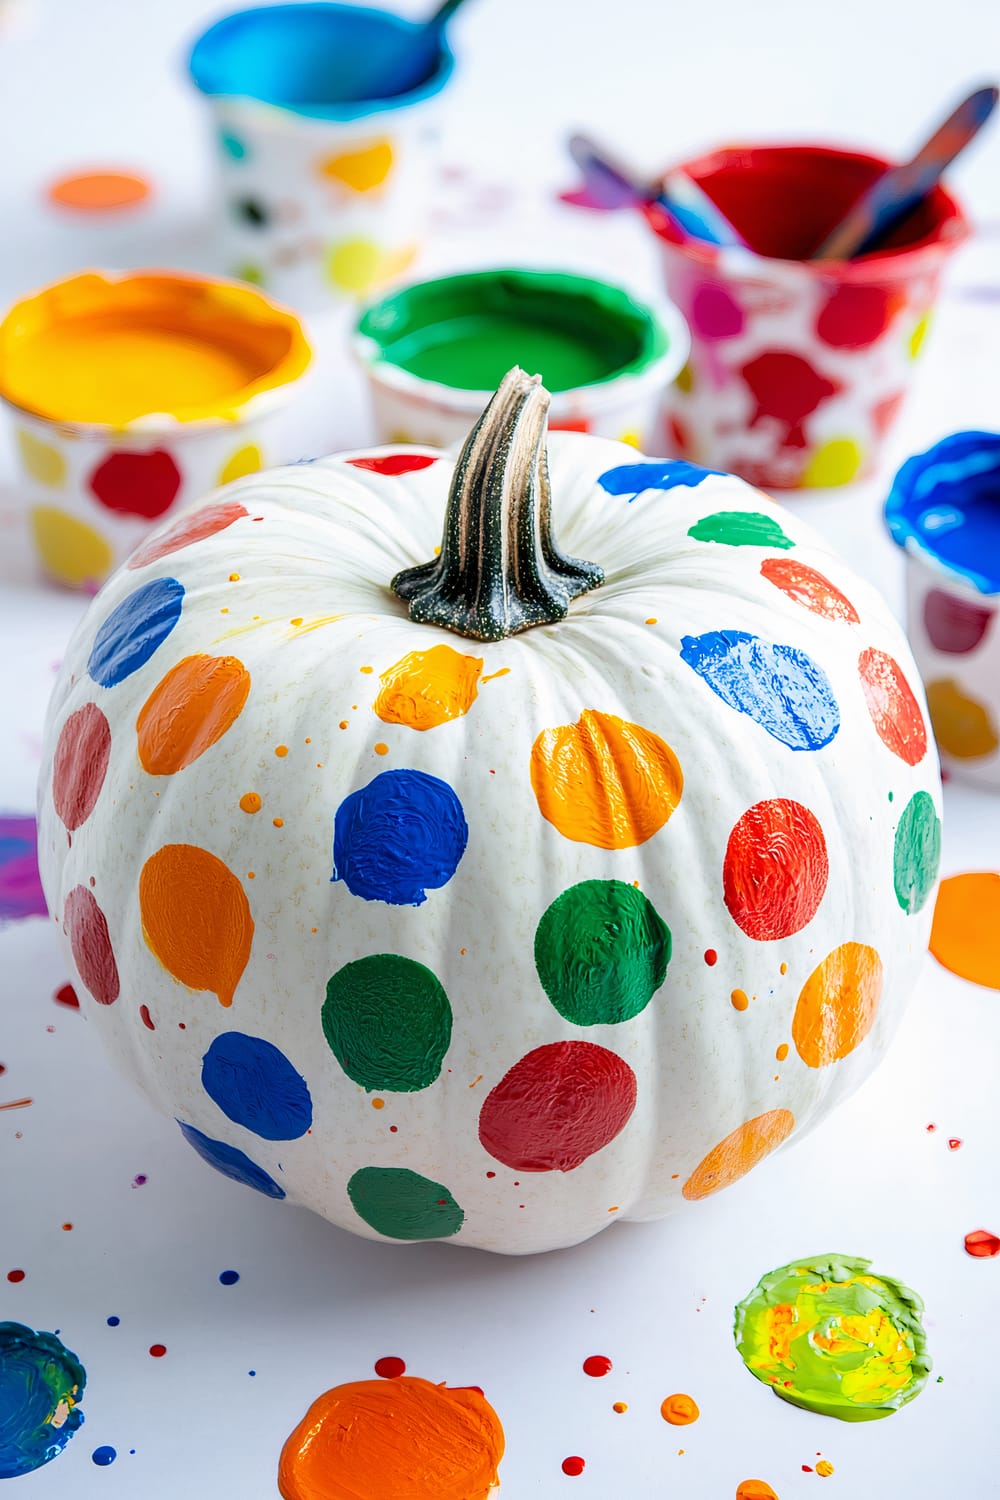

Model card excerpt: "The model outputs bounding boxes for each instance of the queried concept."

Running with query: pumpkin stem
[391,367,604,641]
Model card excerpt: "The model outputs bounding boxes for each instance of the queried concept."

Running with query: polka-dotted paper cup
[189,4,455,309]
[646,145,968,489]
[0,270,312,589]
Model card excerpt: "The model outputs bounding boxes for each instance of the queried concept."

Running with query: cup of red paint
[645,145,968,489]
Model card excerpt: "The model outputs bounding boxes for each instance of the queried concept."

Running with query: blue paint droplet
[92,1446,117,1466]
[597,460,725,501]
[105,1317,120,1327]
[0,1323,86,1478]
[332,769,468,906]
[248,1369,256,1376]
[201,1032,312,1141]
[680,630,840,751]
[176,1122,286,1199]
[219,1270,240,1286]
[220,129,248,160]
[88,578,184,688]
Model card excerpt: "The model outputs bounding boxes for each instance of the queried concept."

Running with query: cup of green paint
[353,268,688,448]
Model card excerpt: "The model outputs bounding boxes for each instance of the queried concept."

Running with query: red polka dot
[374,1356,406,1379]
[923,589,993,654]
[858,648,927,765]
[741,350,838,448]
[52,703,112,831]
[562,1456,586,1477]
[759,558,859,623]
[478,1042,636,1173]
[6,1269,25,1283]
[139,1004,155,1030]
[346,454,439,476]
[583,1355,612,1377]
[63,885,119,1004]
[129,500,248,568]
[724,799,829,941]
[89,449,182,519]
[149,1344,167,1357]
[816,284,901,348]
[54,983,80,1009]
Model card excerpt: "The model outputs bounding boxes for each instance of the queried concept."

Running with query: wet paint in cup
[886,430,1000,789]
[0,270,311,589]
[353,268,689,448]
[189,3,455,308]
[645,145,968,489]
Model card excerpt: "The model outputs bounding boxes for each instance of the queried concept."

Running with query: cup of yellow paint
[353,268,688,448]
[885,431,1000,790]
[0,270,311,590]
[189,4,455,308]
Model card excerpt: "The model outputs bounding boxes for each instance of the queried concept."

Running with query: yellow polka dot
[909,312,931,360]
[675,361,695,394]
[616,429,642,448]
[325,238,384,295]
[319,139,394,192]
[218,444,262,485]
[17,430,67,487]
[801,437,863,488]
[30,506,112,587]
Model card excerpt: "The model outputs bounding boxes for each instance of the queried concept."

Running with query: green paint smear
[734,1254,931,1422]
[535,879,670,1025]
[893,790,942,915]
[356,269,668,393]
[688,511,795,549]
[323,953,452,1092]
[347,1166,464,1240]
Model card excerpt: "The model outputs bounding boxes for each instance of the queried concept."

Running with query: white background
[1,0,999,1495]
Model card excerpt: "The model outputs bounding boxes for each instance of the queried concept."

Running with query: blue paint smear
[598,460,725,501]
[176,1122,285,1199]
[92,1445,117,1466]
[885,430,1000,595]
[680,630,840,751]
[88,578,184,688]
[201,1032,312,1141]
[333,769,468,906]
[0,1323,86,1478]
[0,816,46,923]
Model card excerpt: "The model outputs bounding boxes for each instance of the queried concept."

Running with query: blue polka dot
[105,1317,119,1327]
[680,630,840,751]
[92,1447,117,1467]
[598,461,724,501]
[219,1270,240,1286]
[332,769,468,906]
[201,1032,312,1141]
[176,1122,285,1199]
[219,129,248,160]
[88,579,184,688]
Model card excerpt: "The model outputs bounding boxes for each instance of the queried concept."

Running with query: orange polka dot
[374,743,389,756]
[792,942,883,1067]
[239,792,261,814]
[737,1484,780,1500]
[661,1394,699,1425]
[137,655,250,775]
[275,745,289,758]
[682,1109,795,1200]
[375,645,483,731]
[858,648,927,765]
[930,873,1000,989]
[48,169,151,212]
[731,989,749,1011]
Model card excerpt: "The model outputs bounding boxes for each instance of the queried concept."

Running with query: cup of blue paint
[189,4,455,308]
[885,430,1000,789]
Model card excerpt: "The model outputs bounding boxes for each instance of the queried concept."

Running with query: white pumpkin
[38,370,941,1255]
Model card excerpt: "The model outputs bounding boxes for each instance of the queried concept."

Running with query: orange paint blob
[277,1376,504,1500]
[275,744,289,758]
[139,844,253,1007]
[375,645,484,731]
[371,1098,385,1110]
[48,169,151,212]
[661,1393,699,1425]
[682,1109,795,1201]
[792,942,883,1067]
[776,1043,789,1061]
[137,655,250,775]
[612,1402,628,1414]
[374,743,389,756]
[273,817,284,828]
[530,710,683,849]
[736,1483,779,1500]
[930,872,1000,989]
[731,988,750,1011]
[240,792,262,814]
[816,1461,834,1478]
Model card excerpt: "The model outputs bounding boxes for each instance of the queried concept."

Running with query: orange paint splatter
[930,872,1000,989]
[273,817,284,828]
[371,1098,385,1110]
[530,710,683,849]
[776,1043,789,1061]
[339,721,349,730]
[737,1483,780,1500]
[792,942,883,1067]
[661,1393,699,1425]
[239,792,261,814]
[277,1376,504,1500]
[275,745,289,758]
[612,1402,628,1414]
[137,655,250,775]
[229,573,241,582]
[139,844,253,1007]
[731,988,750,1011]
[481,668,510,684]
[682,1109,795,1200]
[374,743,389,756]
[375,645,484,731]
[779,961,788,975]
[0,1097,33,1112]
[645,617,658,625]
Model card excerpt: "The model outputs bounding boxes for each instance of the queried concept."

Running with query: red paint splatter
[926,1123,937,1132]
[923,589,994,654]
[723,799,829,941]
[816,283,901,348]
[63,885,119,1004]
[374,1356,406,1379]
[139,1004,155,1030]
[704,948,718,966]
[740,350,839,448]
[760,557,860,623]
[89,449,182,519]
[148,1344,166,1358]
[858,648,927,765]
[7,1269,25,1283]
[129,500,249,568]
[872,390,905,437]
[562,1457,586,1477]
[948,1138,963,1150]
[346,454,439,476]
[964,1229,1000,1258]
[478,1042,637,1172]
[583,1355,613,1377]
[802,1465,814,1473]
[54,983,80,1009]
[52,703,112,831]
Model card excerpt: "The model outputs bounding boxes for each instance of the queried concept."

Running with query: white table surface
[1,1,999,1495]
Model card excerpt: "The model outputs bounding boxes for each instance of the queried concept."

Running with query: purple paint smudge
[0,817,47,923]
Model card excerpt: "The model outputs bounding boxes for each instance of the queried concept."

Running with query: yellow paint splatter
[675,361,694,393]
[30,506,112,587]
[617,429,641,448]
[359,665,373,674]
[375,644,484,731]
[229,572,241,582]
[480,667,510,684]
[218,443,262,485]
[779,961,787,975]
[285,613,346,639]
[17,429,67,486]
[645,617,658,625]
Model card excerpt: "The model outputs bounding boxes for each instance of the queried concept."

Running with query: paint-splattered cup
[646,145,968,489]
[353,268,689,448]
[0,270,311,589]
[189,3,455,308]
[886,431,1000,789]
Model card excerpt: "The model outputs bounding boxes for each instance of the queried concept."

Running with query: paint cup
[0,270,311,590]
[885,431,1000,790]
[353,268,689,448]
[188,4,455,309]
[645,145,968,489]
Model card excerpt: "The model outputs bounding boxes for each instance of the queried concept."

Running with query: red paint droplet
[52,703,112,831]
[562,1457,586,1477]
[178,1022,186,1030]
[704,948,718,966]
[478,1041,636,1172]
[148,1344,166,1358]
[583,1355,613,1377]
[346,453,439,476]
[486,1171,496,1178]
[139,1004,155,1030]
[948,1138,962,1150]
[374,1356,406,1379]
[926,1123,937,1132]
[7,1269,25,1283]
[388,1124,398,1132]
[964,1229,1000,1258]
[802,1465,814,1473]
[724,798,828,940]
[63,885,119,1004]
[54,983,80,1009]
[89,449,182,519]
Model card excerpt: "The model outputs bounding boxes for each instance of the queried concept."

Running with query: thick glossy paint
[0,1323,86,1478]
[52,704,112,831]
[792,943,883,1066]
[137,655,251,774]
[177,1121,285,1197]
[597,460,722,499]
[347,1167,463,1240]
[332,769,468,905]
[62,885,119,1004]
[885,430,1000,596]
[88,578,185,688]
[128,500,249,569]
[687,512,794,549]
[534,879,670,1024]
[723,799,828,940]
[323,954,452,1091]
[682,1109,795,1200]
[374,646,483,731]
[930,872,1000,988]
[857,648,927,765]
[964,1229,1000,1257]
[201,1031,312,1139]
[139,843,254,1007]
[681,631,840,751]
[660,1393,699,1425]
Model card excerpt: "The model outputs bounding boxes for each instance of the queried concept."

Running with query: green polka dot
[323,953,452,1091]
[687,511,795,549]
[893,790,941,915]
[534,879,671,1025]
[347,1166,464,1240]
